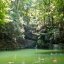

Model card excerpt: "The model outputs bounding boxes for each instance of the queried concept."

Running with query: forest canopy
[0,0,64,50]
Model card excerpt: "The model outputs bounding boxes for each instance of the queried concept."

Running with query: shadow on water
[36,50,64,55]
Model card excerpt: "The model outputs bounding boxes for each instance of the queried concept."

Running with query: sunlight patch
[8,62,14,64]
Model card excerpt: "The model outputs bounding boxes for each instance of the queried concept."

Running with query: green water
[0,49,64,64]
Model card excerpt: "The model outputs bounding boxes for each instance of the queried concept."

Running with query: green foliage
[0,0,6,25]
[0,0,64,50]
